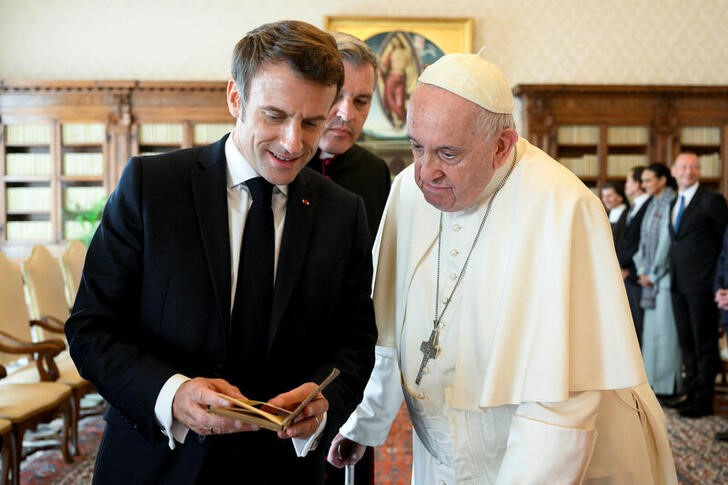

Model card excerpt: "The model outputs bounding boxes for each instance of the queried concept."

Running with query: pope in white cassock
[326,53,677,484]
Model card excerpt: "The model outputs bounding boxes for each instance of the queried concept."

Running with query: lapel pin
[301,198,310,206]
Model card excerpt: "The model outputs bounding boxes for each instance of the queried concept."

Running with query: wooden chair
[59,240,86,308]
[0,417,11,485]
[0,250,93,457]
[0,356,73,485]
[21,245,72,342]
[0,364,11,485]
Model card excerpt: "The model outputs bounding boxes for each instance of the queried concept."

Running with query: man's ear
[493,128,518,169]
[227,79,242,119]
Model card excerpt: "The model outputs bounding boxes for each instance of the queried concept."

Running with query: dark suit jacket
[669,186,728,295]
[66,135,377,484]
[616,197,652,284]
[307,144,391,243]
[610,207,628,246]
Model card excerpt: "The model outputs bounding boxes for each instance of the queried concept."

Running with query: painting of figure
[363,31,444,139]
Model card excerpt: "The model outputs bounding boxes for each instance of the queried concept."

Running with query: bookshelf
[514,85,728,196]
[3,122,54,244]
[61,122,107,241]
[0,80,232,258]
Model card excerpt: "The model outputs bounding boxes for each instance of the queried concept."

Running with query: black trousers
[625,279,644,347]
[671,290,721,408]
[93,419,326,485]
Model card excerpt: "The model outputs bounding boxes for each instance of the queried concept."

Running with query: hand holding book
[209,368,339,438]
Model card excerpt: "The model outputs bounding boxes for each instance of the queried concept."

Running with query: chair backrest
[22,245,70,341]
[60,240,86,307]
[0,252,34,367]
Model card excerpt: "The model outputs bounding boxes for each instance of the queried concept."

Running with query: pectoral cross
[415,327,441,385]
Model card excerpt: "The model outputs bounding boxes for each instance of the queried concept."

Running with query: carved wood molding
[0,80,226,93]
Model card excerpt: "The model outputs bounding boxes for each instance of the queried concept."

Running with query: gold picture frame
[324,16,474,140]
[324,16,473,54]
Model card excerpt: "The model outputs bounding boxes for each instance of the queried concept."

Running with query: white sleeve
[339,345,404,446]
[495,391,601,485]
[292,412,327,457]
[154,373,191,449]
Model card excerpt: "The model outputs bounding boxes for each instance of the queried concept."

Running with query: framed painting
[324,16,473,139]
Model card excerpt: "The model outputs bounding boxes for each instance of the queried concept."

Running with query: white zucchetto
[418,52,514,114]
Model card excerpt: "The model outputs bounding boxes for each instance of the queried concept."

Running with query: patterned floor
[15,400,728,484]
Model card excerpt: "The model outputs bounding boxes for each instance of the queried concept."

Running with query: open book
[208,368,339,432]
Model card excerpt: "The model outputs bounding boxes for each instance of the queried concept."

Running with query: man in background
[308,31,391,243]
[328,52,675,483]
[307,31,390,485]
[66,21,376,484]
[617,165,652,345]
[669,152,727,417]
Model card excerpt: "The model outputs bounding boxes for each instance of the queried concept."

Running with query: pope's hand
[268,382,328,440]
[172,377,259,436]
[327,433,366,468]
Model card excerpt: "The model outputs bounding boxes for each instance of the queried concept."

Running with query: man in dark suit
[616,166,652,346]
[65,21,377,484]
[307,32,391,243]
[669,152,727,417]
[306,32,390,485]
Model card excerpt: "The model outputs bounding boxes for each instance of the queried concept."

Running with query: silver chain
[433,146,518,329]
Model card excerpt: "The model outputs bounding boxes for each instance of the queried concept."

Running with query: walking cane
[337,439,356,485]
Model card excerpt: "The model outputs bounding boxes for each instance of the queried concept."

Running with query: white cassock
[340,137,676,484]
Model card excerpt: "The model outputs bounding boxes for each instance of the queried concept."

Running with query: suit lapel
[673,187,702,237]
[669,196,677,237]
[267,171,316,352]
[678,187,702,234]
[191,137,232,341]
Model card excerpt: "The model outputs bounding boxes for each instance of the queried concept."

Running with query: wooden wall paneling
[515,85,728,198]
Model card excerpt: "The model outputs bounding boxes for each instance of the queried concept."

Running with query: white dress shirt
[608,203,627,224]
[628,192,650,222]
[154,134,325,454]
[672,182,699,225]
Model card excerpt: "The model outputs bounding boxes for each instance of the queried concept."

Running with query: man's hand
[621,268,630,280]
[268,382,328,440]
[172,377,259,436]
[327,433,366,468]
[716,289,728,309]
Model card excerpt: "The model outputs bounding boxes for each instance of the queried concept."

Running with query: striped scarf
[639,187,676,308]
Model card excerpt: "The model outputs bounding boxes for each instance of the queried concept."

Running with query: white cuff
[154,373,190,449]
[292,412,327,457]
[340,345,403,447]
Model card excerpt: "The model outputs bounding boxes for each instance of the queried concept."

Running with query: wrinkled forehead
[408,83,483,125]
[675,155,699,168]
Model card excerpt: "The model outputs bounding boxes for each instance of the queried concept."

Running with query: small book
[208,368,339,432]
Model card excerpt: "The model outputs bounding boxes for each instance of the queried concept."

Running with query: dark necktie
[674,194,686,232]
[230,177,274,373]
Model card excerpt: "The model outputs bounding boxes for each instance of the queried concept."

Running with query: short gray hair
[476,109,516,141]
[331,31,378,71]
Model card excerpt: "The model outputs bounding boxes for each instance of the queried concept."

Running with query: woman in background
[633,163,682,399]
[601,182,629,242]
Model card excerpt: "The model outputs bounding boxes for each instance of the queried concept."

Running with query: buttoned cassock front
[341,138,676,484]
